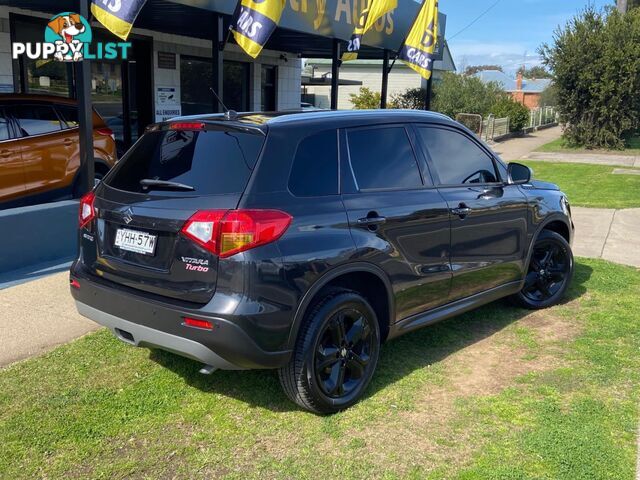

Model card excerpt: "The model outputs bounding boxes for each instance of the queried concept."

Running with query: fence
[529,106,558,128]
[455,113,510,142]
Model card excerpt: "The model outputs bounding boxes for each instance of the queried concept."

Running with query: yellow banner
[231,0,286,59]
[399,0,439,80]
[342,0,397,62]
[91,0,147,41]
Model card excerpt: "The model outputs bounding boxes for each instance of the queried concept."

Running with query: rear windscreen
[105,129,264,195]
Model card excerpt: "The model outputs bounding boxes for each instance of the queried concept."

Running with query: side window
[56,105,79,129]
[10,105,63,137]
[347,126,422,191]
[289,130,338,197]
[418,127,498,185]
[0,109,9,141]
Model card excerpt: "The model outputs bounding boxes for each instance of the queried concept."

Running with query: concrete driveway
[0,272,98,367]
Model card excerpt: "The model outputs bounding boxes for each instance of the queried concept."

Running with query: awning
[8,0,445,59]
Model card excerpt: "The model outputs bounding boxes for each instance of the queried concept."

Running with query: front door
[415,125,528,301]
[341,125,451,321]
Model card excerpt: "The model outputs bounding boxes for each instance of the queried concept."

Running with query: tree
[516,65,552,79]
[348,87,382,109]
[618,0,640,13]
[540,6,640,149]
[538,84,558,108]
[464,64,503,76]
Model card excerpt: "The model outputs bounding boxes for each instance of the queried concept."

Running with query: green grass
[522,160,640,209]
[536,136,640,155]
[1,259,640,479]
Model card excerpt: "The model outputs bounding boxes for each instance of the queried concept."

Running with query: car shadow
[149,262,592,414]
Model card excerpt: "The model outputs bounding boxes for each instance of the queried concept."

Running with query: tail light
[79,191,96,228]
[96,127,115,142]
[170,122,205,130]
[181,209,292,258]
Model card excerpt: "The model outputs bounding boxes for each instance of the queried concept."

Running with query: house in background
[475,70,552,109]
[304,43,456,109]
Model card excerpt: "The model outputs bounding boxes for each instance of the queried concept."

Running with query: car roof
[168,109,457,130]
[0,93,78,105]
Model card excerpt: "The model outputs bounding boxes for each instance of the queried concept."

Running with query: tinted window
[56,105,79,129]
[10,105,62,136]
[418,127,498,185]
[347,127,422,190]
[0,110,9,141]
[106,129,264,196]
[289,130,338,197]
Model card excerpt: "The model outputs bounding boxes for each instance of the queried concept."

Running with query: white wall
[306,63,423,109]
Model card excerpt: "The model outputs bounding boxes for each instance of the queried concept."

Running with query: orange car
[0,94,117,208]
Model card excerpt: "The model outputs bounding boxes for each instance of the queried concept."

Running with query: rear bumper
[75,301,241,370]
[70,267,292,370]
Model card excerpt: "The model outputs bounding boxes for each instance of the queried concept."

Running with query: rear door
[0,107,25,204]
[415,125,528,301]
[341,124,451,321]
[8,104,76,195]
[82,124,265,304]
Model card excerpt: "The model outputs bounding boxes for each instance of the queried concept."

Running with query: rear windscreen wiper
[139,179,195,191]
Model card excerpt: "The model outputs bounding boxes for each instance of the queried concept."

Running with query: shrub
[540,6,640,149]
[390,73,530,132]
[490,97,530,132]
[349,87,382,109]
[390,87,425,110]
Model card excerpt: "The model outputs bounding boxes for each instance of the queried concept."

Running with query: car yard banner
[399,0,439,80]
[230,0,286,59]
[91,0,148,41]
[341,0,398,62]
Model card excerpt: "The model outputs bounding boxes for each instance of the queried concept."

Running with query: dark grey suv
[70,110,574,413]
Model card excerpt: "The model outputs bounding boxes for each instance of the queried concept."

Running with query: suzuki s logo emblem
[123,208,133,225]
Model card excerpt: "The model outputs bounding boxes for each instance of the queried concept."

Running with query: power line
[447,0,502,41]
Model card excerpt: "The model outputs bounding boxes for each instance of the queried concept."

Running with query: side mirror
[507,162,532,185]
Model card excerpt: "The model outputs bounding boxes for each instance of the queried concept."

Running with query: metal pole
[212,14,224,113]
[381,50,390,109]
[424,75,433,111]
[330,39,340,110]
[75,0,94,197]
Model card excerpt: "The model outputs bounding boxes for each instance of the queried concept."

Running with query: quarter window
[0,110,9,141]
[289,130,338,197]
[10,105,63,137]
[347,126,422,190]
[56,105,80,129]
[418,127,498,185]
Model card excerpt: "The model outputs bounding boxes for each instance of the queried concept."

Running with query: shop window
[181,56,251,115]
[261,65,277,111]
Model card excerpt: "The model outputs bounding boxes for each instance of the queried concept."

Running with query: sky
[440,0,611,74]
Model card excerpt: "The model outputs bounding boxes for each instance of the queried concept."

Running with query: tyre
[279,289,381,414]
[512,230,574,309]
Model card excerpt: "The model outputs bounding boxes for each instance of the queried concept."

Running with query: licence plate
[114,228,157,255]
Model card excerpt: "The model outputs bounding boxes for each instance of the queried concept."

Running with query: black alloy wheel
[279,289,381,414]
[514,230,574,309]
[314,307,375,399]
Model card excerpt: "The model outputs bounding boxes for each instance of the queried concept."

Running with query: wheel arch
[522,214,573,286]
[287,262,395,350]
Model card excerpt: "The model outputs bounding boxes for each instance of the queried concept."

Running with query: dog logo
[44,12,92,62]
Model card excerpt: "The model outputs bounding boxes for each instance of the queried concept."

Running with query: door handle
[0,149,11,158]
[63,138,73,146]
[357,216,387,226]
[451,204,472,218]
